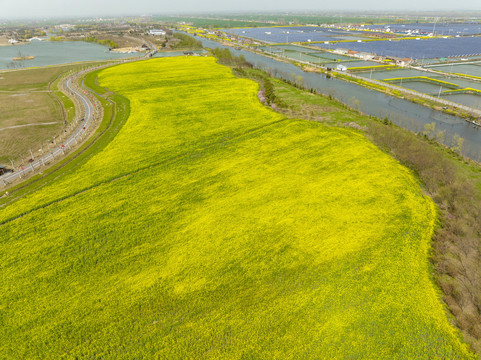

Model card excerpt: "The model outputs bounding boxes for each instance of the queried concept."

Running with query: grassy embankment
[0,56,475,358]
[49,35,118,49]
[348,64,397,71]
[170,33,203,49]
[0,65,129,207]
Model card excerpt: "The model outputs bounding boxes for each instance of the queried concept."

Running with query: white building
[358,52,374,60]
[149,29,166,36]
[333,48,348,55]
[336,64,347,71]
[8,39,18,44]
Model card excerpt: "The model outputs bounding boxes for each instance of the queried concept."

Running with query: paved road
[0,68,99,185]
[1,45,157,186]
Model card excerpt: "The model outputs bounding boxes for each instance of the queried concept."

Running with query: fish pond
[356,66,481,107]
[313,37,481,60]
[364,22,481,36]
[425,62,481,77]
[222,26,367,44]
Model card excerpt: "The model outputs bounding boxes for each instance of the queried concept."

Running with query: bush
[171,33,203,49]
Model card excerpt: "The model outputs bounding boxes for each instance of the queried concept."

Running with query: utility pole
[433,17,439,36]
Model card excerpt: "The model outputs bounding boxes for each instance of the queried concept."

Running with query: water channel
[197,36,481,161]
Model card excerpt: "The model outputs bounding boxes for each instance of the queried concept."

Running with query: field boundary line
[0,122,62,131]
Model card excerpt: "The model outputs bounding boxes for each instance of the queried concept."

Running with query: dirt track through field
[0,122,61,131]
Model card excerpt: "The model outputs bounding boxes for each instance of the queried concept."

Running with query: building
[149,29,166,36]
[336,64,347,71]
[357,52,374,60]
[333,48,348,55]
[397,58,413,66]
[8,38,18,44]
[55,24,75,31]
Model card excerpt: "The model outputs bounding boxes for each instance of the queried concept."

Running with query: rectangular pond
[393,81,451,94]
[312,37,481,60]
[260,45,355,63]
[441,93,481,109]
[426,62,481,77]
[363,22,481,36]
[359,68,433,80]
[222,26,367,44]
[323,60,381,69]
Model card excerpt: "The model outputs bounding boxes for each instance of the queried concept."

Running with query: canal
[197,36,481,161]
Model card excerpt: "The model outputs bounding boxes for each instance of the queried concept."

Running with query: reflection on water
[0,40,140,70]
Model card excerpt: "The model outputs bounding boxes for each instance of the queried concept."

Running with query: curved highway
[1,42,157,187]
[0,68,100,186]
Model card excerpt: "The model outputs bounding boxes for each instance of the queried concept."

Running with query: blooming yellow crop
[0,56,474,359]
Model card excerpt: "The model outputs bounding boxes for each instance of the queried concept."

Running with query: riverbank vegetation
[169,33,203,49]
[49,35,118,48]
[0,56,475,358]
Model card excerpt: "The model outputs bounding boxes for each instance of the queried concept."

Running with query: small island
[12,51,35,61]
[12,55,35,61]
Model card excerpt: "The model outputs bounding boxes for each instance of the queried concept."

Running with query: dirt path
[0,122,61,131]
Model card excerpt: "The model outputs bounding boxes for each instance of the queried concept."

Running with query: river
[196,36,481,161]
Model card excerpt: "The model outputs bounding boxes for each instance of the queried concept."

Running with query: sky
[1,0,481,20]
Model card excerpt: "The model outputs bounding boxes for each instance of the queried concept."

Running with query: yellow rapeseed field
[0,57,474,359]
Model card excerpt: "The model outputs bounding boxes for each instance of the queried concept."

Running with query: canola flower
[0,57,475,359]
